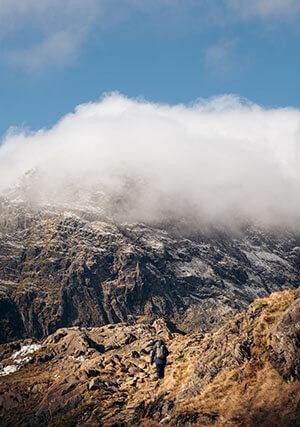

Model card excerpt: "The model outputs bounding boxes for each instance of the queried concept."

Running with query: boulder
[88,378,102,391]
[268,296,300,380]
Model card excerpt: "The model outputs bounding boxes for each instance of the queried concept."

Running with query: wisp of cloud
[0,93,300,230]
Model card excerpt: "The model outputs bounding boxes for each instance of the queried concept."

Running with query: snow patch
[175,258,215,279]
[142,237,165,251]
[12,344,41,359]
[245,250,290,270]
[0,344,41,377]
[74,355,86,363]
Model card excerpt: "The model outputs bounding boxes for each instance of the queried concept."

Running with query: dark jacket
[150,340,169,365]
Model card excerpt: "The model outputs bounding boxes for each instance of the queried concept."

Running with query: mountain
[1,197,300,344]
[0,288,299,426]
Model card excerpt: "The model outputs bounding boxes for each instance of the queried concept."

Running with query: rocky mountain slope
[0,288,299,426]
[1,197,300,343]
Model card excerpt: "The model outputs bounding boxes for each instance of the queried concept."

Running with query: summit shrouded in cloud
[0,4,300,425]
[1,93,300,229]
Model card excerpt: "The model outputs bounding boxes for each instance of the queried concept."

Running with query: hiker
[150,339,169,379]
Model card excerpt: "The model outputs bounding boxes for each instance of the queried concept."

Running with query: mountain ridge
[0,197,299,343]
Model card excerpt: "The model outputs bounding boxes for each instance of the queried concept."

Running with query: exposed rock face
[1,197,300,343]
[269,297,300,380]
[0,289,299,426]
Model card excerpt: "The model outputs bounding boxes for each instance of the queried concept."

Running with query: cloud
[1,0,299,70]
[0,0,101,69]
[204,39,238,76]
[6,30,82,70]
[0,0,100,31]
[225,0,300,20]
[1,93,300,230]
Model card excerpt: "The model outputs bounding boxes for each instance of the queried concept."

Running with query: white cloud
[1,93,300,230]
[0,0,101,69]
[0,0,299,70]
[6,30,82,70]
[225,0,300,19]
[204,39,238,76]
[0,0,100,31]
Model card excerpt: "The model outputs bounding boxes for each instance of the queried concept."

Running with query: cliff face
[1,197,300,343]
[0,289,299,426]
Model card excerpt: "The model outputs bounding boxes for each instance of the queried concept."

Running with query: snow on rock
[175,258,215,279]
[0,344,41,377]
[245,250,291,271]
[0,364,19,376]
[11,344,42,360]
[0,198,299,341]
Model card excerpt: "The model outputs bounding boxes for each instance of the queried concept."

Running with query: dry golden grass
[0,289,299,426]
[167,289,300,426]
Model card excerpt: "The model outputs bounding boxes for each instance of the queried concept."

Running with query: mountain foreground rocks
[0,288,299,426]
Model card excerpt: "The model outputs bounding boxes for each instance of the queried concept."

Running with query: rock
[128,365,141,375]
[234,337,252,363]
[31,384,44,393]
[52,331,68,343]
[0,289,299,427]
[1,198,299,343]
[128,378,137,387]
[85,369,100,378]
[74,349,86,358]
[35,352,54,363]
[160,415,171,424]
[88,378,102,391]
[124,334,137,345]
[131,351,140,358]
[268,296,300,380]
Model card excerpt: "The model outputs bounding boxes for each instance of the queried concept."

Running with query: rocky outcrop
[0,197,300,343]
[268,297,300,380]
[0,289,299,426]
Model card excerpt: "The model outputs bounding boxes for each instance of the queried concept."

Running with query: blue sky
[1,0,300,138]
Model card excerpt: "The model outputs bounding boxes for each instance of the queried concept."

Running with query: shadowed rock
[269,290,300,380]
[1,198,299,343]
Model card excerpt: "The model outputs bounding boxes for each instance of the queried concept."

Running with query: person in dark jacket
[150,339,169,379]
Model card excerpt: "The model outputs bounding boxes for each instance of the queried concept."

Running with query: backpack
[156,343,165,359]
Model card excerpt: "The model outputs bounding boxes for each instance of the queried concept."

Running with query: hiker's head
[157,339,165,346]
